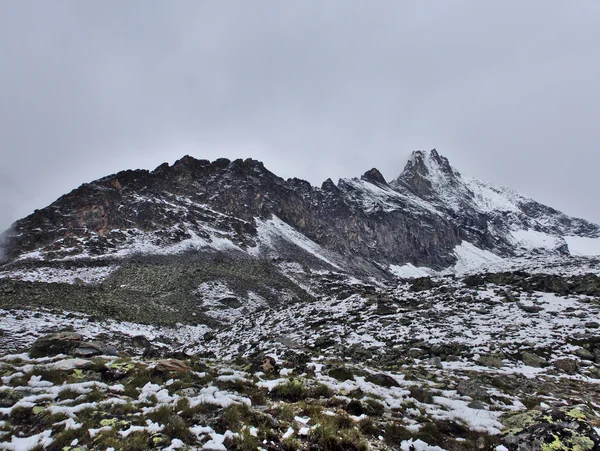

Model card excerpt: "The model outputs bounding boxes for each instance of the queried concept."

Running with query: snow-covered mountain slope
[391,149,600,257]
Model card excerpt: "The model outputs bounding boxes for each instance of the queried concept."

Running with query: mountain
[2,149,599,273]
[1,150,600,450]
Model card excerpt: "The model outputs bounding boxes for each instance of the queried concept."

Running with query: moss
[280,437,301,451]
[309,422,368,451]
[29,367,69,385]
[271,379,308,402]
[84,387,106,403]
[384,423,413,445]
[327,366,355,382]
[68,369,86,383]
[272,404,295,423]
[501,409,542,434]
[57,388,81,401]
[566,408,586,420]
[225,427,261,451]
[542,435,565,451]
[99,418,119,427]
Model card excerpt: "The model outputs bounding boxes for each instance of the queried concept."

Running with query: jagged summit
[393,149,460,198]
[361,168,388,185]
[2,150,600,277]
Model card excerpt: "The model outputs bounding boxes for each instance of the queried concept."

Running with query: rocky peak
[393,149,460,198]
[361,168,387,186]
[321,178,338,191]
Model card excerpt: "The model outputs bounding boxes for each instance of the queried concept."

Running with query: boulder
[428,357,443,369]
[501,405,599,450]
[365,373,400,388]
[553,358,580,374]
[456,380,488,400]
[29,332,83,358]
[521,351,548,368]
[155,359,189,373]
[131,335,152,349]
[409,387,434,404]
[53,358,94,371]
[261,356,278,373]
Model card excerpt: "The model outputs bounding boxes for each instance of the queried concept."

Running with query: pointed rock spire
[361,168,388,186]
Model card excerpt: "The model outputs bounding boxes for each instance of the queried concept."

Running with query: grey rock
[409,387,434,404]
[468,400,486,410]
[456,380,488,400]
[521,351,548,368]
[29,332,83,358]
[428,357,443,369]
[553,358,580,374]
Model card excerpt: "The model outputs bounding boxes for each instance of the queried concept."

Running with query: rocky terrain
[1,150,600,450]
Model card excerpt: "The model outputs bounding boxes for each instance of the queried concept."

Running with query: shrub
[384,422,413,445]
[327,367,355,382]
[271,379,307,402]
[57,387,81,401]
[225,427,260,451]
[281,437,301,451]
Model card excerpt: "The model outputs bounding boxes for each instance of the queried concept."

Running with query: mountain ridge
[2,149,599,274]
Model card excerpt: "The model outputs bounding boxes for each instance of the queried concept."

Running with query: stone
[155,359,189,373]
[73,347,100,357]
[365,373,400,388]
[553,358,580,374]
[53,358,93,371]
[468,400,486,410]
[428,357,443,369]
[29,332,83,358]
[409,387,434,404]
[261,356,278,373]
[456,380,488,401]
[575,348,595,360]
[132,335,152,349]
[500,405,600,450]
[518,302,544,313]
[521,351,548,368]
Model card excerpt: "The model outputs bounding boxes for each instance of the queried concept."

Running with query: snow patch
[251,216,340,268]
[510,229,563,252]
[565,236,600,256]
[389,263,434,279]
[451,242,504,275]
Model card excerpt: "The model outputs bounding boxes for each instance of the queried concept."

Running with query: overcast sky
[1,1,599,232]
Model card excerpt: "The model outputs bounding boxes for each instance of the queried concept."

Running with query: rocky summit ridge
[2,149,599,272]
[1,150,600,450]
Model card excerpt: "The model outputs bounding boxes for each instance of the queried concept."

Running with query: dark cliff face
[3,150,599,272]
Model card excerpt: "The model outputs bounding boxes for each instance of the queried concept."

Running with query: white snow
[565,236,600,256]
[400,439,446,451]
[510,229,564,252]
[0,266,116,285]
[251,216,341,269]
[451,242,504,275]
[0,429,53,451]
[389,263,435,279]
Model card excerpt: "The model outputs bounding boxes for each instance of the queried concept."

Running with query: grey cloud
[1,0,599,232]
